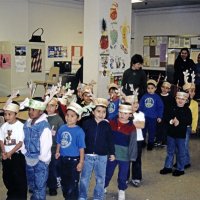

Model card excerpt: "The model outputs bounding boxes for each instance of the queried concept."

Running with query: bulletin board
[143,35,200,69]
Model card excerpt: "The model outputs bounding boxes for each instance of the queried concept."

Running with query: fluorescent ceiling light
[132,0,144,3]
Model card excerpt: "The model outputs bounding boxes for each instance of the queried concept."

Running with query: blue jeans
[26,160,49,200]
[164,136,185,171]
[184,127,191,165]
[79,155,107,200]
[105,159,129,191]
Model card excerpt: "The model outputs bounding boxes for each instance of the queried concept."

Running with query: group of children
[0,67,198,200]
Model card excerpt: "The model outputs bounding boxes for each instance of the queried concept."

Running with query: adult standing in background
[194,53,200,99]
[173,48,195,87]
[122,54,147,100]
[74,57,84,91]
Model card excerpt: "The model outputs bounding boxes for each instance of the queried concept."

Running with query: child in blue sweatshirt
[139,79,164,150]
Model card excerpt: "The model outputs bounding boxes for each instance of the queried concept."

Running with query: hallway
[0,136,200,200]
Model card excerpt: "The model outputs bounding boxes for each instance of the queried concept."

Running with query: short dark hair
[131,54,143,65]
[32,97,44,102]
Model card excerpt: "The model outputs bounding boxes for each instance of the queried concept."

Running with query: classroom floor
[0,136,200,200]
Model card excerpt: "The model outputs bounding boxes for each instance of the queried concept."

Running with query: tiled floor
[0,136,200,200]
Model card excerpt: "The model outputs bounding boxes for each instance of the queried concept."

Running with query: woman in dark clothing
[122,54,147,100]
[173,48,195,87]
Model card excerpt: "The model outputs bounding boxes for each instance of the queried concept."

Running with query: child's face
[46,103,58,115]
[161,85,170,95]
[176,97,187,107]
[109,89,118,100]
[28,108,43,121]
[82,93,92,104]
[188,88,195,99]
[77,88,82,98]
[118,111,131,123]
[4,110,17,124]
[132,102,139,112]
[65,109,79,127]
[147,84,156,94]
[92,106,106,123]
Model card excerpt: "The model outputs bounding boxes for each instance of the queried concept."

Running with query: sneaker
[118,190,125,200]
[172,170,184,176]
[131,179,141,187]
[104,187,107,194]
[160,167,172,175]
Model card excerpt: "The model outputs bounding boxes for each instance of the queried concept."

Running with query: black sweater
[81,118,115,156]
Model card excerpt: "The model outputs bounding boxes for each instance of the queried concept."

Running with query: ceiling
[132,0,200,10]
[29,0,200,10]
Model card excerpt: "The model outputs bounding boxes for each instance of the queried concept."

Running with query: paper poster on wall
[1,54,11,69]
[15,46,26,56]
[0,54,2,68]
[48,46,67,58]
[31,49,42,72]
[15,56,26,72]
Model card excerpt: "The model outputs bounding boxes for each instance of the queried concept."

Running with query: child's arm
[77,148,84,172]
[133,121,145,129]
[55,144,61,159]
[6,141,23,159]
[0,140,6,160]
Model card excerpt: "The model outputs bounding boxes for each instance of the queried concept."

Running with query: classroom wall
[0,0,84,72]
[131,5,200,55]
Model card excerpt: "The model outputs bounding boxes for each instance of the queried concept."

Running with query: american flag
[31,49,42,72]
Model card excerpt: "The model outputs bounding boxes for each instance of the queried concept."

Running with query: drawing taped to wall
[31,49,42,72]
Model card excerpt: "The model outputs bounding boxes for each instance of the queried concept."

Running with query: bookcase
[0,41,45,96]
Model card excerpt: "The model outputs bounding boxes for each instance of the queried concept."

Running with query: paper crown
[82,85,93,95]
[67,102,84,117]
[125,95,138,104]
[28,99,46,111]
[118,104,133,113]
[147,79,157,87]
[108,83,119,90]
[176,91,189,100]
[3,102,20,113]
[93,98,108,108]
[47,97,58,106]
[162,81,171,88]
[3,90,20,113]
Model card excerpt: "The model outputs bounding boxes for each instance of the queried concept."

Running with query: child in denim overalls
[23,97,52,200]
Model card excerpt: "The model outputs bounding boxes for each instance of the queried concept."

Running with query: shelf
[143,67,165,71]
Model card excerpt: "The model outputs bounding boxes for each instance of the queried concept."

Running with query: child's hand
[109,155,115,161]
[76,162,84,172]
[173,117,179,126]
[6,152,12,159]
[55,152,60,159]
[157,118,162,123]
[1,152,7,160]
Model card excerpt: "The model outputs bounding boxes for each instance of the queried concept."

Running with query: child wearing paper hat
[0,98,27,200]
[56,101,85,200]
[104,103,137,200]
[139,79,164,150]
[79,97,115,200]
[160,90,192,177]
[23,97,52,199]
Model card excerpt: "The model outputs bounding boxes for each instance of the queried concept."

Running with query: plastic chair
[34,67,60,91]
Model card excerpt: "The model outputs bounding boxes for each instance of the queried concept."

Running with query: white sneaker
[118,190,125,200]
[104,187,107,194]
